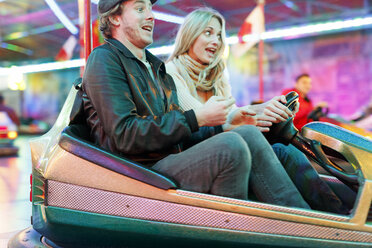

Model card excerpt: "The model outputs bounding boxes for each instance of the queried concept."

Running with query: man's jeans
[153,125,310,209]
[272,143,348,214]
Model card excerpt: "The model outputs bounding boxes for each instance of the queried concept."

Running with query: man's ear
[109,15,120,26]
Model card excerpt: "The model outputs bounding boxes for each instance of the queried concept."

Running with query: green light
[1,42,33,55]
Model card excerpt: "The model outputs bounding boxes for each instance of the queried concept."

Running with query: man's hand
[222,108,257,131]
[194,96,235,127]
[315,101,328,109]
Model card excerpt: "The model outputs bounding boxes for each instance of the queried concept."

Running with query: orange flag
[231,3,265,58]
[55,35,78,61]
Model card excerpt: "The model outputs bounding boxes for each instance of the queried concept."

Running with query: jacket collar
[105,38,166,73]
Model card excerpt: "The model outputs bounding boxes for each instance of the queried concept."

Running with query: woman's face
[188,17,222,65]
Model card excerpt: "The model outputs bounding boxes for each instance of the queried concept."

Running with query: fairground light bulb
[8,66,26,91]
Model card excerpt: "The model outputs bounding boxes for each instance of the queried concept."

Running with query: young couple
[82,0,348,214]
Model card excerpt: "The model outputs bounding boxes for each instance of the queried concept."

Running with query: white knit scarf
[172,53,229,98]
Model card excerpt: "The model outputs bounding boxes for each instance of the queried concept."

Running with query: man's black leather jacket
[82,39,222,164]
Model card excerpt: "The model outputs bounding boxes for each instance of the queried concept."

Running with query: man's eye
[137,7,144,12]
[205,31,211,35]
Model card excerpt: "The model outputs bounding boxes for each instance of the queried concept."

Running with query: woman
[166,8,348,214]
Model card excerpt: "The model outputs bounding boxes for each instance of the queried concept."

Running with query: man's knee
[233,125,264,139]
[231,125,273,151]
[214,132,251,171]
[215,132,248,151]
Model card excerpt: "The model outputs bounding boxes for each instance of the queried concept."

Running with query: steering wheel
[308,106,329,121]
[263,91,299,145]
[265,91,359,191]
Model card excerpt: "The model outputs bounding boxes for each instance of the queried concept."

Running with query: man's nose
[146,9,155,21]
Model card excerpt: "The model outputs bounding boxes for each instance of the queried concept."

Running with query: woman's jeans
[272,143,348,214]
[153,125,310,209]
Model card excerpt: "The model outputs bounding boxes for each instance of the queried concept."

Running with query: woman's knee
[272,143,286,153]
[273,143,306,159]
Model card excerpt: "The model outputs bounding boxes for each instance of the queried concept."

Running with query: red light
[30,174,32,202]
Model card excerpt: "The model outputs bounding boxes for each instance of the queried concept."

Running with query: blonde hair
[167,8,227,90]
[99,2,124,39]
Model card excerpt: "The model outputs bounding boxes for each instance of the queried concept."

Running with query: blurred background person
[0,94,20,127]
[282,73,328,130]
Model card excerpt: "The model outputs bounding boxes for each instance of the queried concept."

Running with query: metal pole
[84,0,92,61]
[258,3,264,101]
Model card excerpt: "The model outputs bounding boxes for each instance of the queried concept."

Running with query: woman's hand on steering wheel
[250,95,293,124]
[292,101,300,115]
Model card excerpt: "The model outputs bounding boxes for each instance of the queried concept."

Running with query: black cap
[98,0,157,14]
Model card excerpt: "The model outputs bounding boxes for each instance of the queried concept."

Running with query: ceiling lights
[0,59,85,76]
[1,15,372,74]
[1,42,33,56]
[44,0,79,35]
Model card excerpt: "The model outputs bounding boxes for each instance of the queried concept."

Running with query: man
[82,0,310,207]
[282,73,328,130]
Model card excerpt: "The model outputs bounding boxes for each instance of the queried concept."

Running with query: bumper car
[0,111,19,156]
[18,118,50,135]
[308,106,372,140]
[8,88,372,248]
